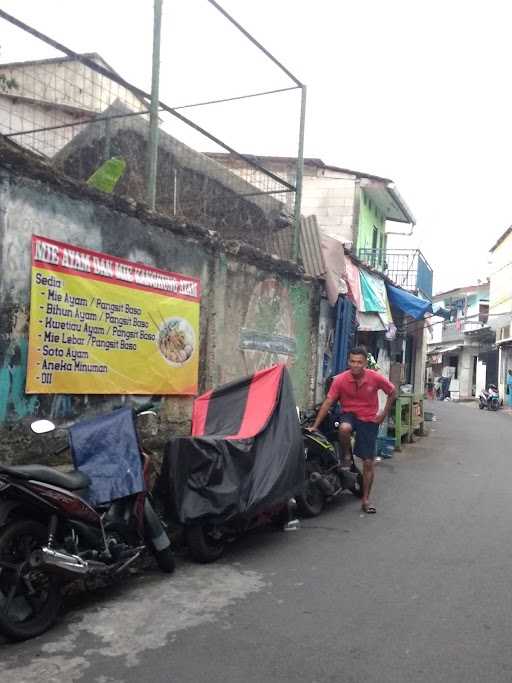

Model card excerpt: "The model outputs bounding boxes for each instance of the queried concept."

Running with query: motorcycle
[478,384,500,411]
[156,364,303,564]
[296,408,364,517]
[0,405,174,641]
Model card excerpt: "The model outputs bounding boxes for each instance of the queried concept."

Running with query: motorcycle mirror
[30,419,56,434]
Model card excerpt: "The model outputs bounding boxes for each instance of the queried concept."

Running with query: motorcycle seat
[0,464,91,491]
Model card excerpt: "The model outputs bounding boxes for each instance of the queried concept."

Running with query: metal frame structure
[0,2,306,261]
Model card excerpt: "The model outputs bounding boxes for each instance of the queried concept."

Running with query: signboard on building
[26,236,200,395]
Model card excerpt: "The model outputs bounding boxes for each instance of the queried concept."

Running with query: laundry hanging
[344,257,363,309]
[359,270,388,313]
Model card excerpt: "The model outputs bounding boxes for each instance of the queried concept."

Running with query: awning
[488,312,512,331]
[356,311,387,332]
[427,344,462,355]
[386,283,433,320]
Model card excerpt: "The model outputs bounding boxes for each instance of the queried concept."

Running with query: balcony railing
[357,248,433,299]
[441,321,464,342]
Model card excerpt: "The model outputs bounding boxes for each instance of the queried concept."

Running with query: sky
[1,0,511,295]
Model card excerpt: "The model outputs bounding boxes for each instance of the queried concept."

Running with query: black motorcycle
[0,405,174,641]
[296,408,363,517]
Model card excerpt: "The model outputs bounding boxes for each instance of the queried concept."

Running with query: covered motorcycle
[157,364,304,561]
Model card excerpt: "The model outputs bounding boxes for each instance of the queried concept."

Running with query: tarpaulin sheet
[157,365,304,525]
[69,407,144,506]
[359,269,388,313]
[386,283,433,320]
[356,311,386,332]
[344,257,362,309]
[320,234,348,306]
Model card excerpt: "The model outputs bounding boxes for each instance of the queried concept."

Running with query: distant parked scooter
[478,384,500,411]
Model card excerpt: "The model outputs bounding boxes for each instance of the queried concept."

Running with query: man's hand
[374,412,385,425]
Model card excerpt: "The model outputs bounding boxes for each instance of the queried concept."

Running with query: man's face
[348,353,367,377]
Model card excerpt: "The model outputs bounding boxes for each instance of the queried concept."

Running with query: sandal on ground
[361,503,377,514]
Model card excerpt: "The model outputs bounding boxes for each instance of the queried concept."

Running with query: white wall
[458,347,477,399]
[0,57,144,157]
[412,322,427,395]
[300,173,356,244]
[0,96,83,157]
[2,59,143,114]
[475,359,486,397]
[490,232,512,316]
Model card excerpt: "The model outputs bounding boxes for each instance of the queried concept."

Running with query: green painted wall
[357,191,386,267]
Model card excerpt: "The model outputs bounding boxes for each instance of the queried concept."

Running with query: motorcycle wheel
[0,520,61,641]
[153,547,175,573]
[296,463,325,518]
[479,402,485,409]
[186,524,226,563]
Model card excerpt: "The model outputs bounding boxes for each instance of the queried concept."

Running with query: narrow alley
[2,400,512,683]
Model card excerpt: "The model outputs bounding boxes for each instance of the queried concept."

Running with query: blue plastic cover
[386,283,433,320]
[69,407,144,506]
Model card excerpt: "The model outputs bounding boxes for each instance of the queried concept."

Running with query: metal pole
[146,0,163,209]
[104,116,111,162]
[293,85,307,262]
[0,10,296,193]
[206,0,302,87]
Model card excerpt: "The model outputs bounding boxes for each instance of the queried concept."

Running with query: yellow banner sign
[26,236,200,395]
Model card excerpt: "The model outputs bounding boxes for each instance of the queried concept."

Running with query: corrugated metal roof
[299,215,326,278]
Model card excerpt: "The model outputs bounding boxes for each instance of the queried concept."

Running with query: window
[372,225,379,250]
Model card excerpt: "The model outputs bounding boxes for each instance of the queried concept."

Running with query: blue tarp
[69,407,144,506]
[386,283,433,320]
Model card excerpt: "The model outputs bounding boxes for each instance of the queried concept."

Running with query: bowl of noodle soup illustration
[157,318,195,366]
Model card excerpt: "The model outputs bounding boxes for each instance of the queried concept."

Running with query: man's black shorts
[339,413,379,460]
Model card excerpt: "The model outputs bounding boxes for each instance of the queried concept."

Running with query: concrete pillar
[412,321,427,396]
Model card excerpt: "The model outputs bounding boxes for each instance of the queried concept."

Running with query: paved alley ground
[2,399,512,683]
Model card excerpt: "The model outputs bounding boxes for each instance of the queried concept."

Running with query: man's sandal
[361,503,377,514]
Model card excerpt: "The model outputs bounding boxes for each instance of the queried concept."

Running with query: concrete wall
[490,234,512,315]
[0,96,92,158]
[0,139,320,464]
[0,56,144,113]
[411,320,427,396]
[0,56,145,158]
[205,156,357,247]
[432,285,490,342]
[52,105,293,261]
[300,173,356,245]
[476,358,486,397]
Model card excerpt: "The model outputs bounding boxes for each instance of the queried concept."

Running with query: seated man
[310,346,397,514]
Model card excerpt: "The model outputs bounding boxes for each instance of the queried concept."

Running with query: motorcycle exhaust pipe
[30,547,107,577]
[310,471,335,497]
